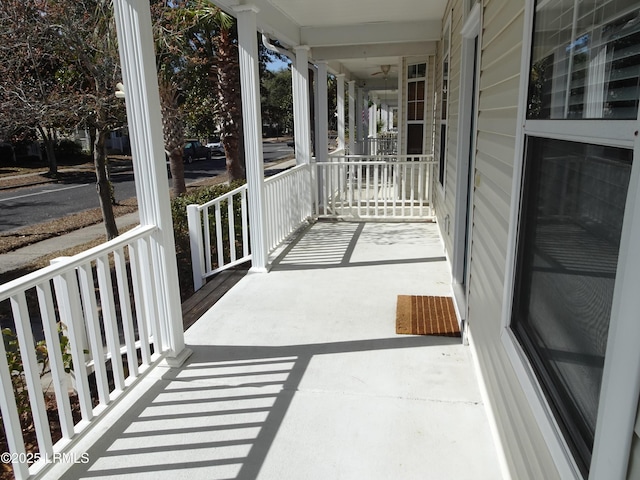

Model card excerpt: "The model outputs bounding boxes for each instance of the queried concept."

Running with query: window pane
[416,63,426,78]
[512,137,632,475]
[407,104,416,121]
[407,124,424,154]
[438,124,447,185]
[442,59,449,120]
[408,82,417,101]
[528,1,640,119]
[416,80,425,101]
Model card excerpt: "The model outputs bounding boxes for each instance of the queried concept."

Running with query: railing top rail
[0,224,156,301]
[317,159,437,166]
[193,183,248,211]
[327,153,434,161]
[264,163,308,185]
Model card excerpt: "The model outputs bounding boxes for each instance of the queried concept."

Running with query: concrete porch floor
[49,221,505,480]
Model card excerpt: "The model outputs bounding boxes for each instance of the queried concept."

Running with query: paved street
[0,141,293,233]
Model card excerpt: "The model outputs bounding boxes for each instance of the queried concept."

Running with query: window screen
[512,137,632,475]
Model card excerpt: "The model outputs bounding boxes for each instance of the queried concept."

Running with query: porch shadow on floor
[47,221,503,480]
[61,336,459,480]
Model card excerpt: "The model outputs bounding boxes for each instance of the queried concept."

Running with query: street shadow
[63,335,456,479]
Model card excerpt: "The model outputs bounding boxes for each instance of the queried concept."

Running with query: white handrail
[188,164,313,291]
[0,224,162,479]
[316,154,437,220]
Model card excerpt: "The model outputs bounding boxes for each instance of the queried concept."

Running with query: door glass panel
[512,136,632,475]
[407,124,424,154]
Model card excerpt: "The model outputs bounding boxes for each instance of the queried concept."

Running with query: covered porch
[44,221,503,479]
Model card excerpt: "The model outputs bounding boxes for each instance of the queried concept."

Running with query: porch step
[181,264,250,330]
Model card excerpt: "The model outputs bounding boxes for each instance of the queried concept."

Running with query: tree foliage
[0,0,75,174]
[47,0,126,239]
[261,67,293,136]
[0,0,124,239]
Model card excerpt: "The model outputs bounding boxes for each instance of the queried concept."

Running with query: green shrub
[55,139,83,158]
[2,323,73,418]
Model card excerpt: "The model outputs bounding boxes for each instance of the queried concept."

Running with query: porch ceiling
[210,0,446,91]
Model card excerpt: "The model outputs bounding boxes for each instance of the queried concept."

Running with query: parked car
[183,139,211,163]
[206,137,224,155]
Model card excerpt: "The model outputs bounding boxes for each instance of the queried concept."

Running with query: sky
[266,57,290,72]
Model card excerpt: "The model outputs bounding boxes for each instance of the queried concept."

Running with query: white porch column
[113,0,189,366]
[234,5,267,272]
[397,57,404,155]
[356,87,364,153]
[336,74,345,151]
[370,95,378,139]
[317,61,329,163]
[292,46,311,164]
[348,80,356,154]
[381,103,389,131]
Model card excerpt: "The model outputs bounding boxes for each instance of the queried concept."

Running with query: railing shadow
[62,335,457,479]
[270,220,445,271]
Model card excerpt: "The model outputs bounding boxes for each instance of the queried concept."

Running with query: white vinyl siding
[464,0,564,477]
[629,414,640,479]
[434,0,461,255]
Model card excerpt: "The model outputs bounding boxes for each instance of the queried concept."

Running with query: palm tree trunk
[159,79,186,197]
[216,25,245,182]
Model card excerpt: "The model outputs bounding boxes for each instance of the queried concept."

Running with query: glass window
[512,137,632,476]
[528,0,640,119]
[407,65,426,122]
[439,21,451,186]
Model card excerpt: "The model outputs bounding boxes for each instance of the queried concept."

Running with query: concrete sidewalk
[0,212,140,275]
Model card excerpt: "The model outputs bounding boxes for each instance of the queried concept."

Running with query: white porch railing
[315,154,436,220]
[352,135,398,155]
[188,164,313,291]
[264,164,313,251]
[0,225,166,480]
[187,185,250,291]
[188,154,436,289]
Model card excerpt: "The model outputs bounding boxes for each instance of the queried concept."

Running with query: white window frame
[451,2,481,314]
[500,1,640,479]
[438,13,452,192]
[406,60,428,154]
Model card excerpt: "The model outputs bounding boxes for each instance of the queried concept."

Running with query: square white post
[336,74,345,151]
[356,87,364,154]
[317,62,329,164]
[293,46,311,164]
[235,5,268,272]
[113,0,189,366]
[348,80,356,154]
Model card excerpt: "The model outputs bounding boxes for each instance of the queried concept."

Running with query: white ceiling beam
[312,41,435,61]
[357,77,400,90]
[301,20,441,47]
[209,0,301,46]
[326,62,354,80]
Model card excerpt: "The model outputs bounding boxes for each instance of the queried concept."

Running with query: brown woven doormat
[396,295,460,337]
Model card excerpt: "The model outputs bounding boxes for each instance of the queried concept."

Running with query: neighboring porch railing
[0,225,167,480]
[188,164,312,291]
[315,154,436,220]
[188,154,436,289]
[352,135,398,155]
